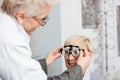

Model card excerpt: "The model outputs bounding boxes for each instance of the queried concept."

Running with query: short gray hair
[64,35,94,52]
[1,0,57,17]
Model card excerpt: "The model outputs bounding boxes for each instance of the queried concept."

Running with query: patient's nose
[68,54,75,60]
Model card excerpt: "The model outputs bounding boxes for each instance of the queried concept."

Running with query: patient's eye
[73,50,77,54]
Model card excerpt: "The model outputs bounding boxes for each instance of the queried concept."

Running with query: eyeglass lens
[61,45,84,57]
[32,16,49,26]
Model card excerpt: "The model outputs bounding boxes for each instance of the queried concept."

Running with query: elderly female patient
[61,35,93,80]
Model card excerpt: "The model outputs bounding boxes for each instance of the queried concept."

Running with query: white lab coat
[0,12,47,80]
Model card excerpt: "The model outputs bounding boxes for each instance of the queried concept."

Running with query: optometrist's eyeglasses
[32,16,49,26]
[60,45,84,58]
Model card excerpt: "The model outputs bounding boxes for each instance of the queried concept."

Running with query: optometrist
[0,0,92,80]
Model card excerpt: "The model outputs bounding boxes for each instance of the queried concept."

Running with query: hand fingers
[84,49,89,56]
[88,51,93,58]
[80,50,84,58]
[53,52,61,60]
[50,47,62,55]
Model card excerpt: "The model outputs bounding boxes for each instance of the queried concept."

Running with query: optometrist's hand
[77,49,93,76]
[45,47,62,66]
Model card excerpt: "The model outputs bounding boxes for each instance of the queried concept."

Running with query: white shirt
[0,12,47,80]
[83,68,90,80]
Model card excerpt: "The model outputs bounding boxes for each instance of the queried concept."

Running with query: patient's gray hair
[1,0,57,17]
[64,35,94,52]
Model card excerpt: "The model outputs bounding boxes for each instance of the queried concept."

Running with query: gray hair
[64,35,94,52]
[1,0,57,17]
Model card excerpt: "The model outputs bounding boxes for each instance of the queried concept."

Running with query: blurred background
[1,0,120,80]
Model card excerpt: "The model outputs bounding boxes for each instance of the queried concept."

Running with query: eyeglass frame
[60,45,84,57]
[32,16,49,26]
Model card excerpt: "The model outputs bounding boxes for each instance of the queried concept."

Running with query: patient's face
[64,44,86,69]
[64,52,78,69]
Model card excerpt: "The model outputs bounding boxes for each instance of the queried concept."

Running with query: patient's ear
[16,11,24,24]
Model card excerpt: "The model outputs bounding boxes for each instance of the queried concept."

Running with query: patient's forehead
[65,43,81,47]
[65,41,87,49]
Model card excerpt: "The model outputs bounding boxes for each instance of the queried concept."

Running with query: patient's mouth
[68,62,77,67]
